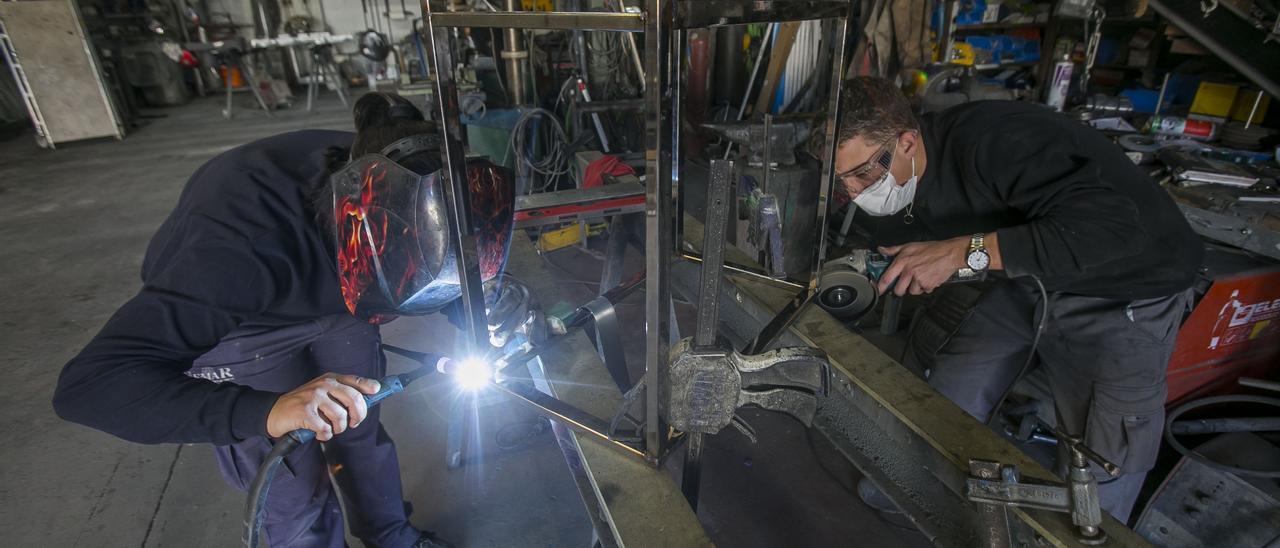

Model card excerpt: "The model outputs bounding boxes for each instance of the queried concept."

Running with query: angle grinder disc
[817,268,878,321]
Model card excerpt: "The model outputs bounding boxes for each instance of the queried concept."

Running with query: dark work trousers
[908,279,1191,523]
[188,314,420,548]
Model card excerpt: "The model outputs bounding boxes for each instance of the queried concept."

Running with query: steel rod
[642,0,676,462]
[680,253,806,291]
[422,0,491,355]
[811,14,851,289]
[492,379,648,460]
[430,11,644,31]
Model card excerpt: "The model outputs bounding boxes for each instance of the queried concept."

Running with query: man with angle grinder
[53,92,516,548]
[832,76,1203,524]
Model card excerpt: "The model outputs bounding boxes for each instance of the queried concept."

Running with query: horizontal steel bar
[578,98,646,113]
[492,378,649,462]
[680,252,806,291]
[430,11,644,31]
[674,1,848,28]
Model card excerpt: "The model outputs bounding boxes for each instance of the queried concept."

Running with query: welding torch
[243,348,438,548]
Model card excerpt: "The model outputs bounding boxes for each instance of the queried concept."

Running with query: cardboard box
[1190,81,1239,118]
[1229,89,1271,123]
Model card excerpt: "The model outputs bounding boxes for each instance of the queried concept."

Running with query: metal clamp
[966,431,1119,545]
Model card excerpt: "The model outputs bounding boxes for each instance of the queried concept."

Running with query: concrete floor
[0,95,928,547]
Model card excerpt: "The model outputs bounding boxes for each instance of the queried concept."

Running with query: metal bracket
[966,426,1120,545]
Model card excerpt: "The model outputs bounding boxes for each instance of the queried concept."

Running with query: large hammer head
[664,338,830,435]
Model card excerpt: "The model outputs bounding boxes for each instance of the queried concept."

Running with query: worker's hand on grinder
[876,236,970,296]
[266,373,381,441]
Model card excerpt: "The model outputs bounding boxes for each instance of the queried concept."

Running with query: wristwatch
[964,233,991,273]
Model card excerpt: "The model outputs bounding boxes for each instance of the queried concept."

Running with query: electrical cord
[243,436,301,548]
[242,360,436,548]
[985,275,1049,427]
[505,108,573,194]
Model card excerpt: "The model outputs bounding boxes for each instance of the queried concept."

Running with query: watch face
[967,250,990,270]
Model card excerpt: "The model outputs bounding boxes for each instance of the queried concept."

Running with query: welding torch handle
[286,375,406,444]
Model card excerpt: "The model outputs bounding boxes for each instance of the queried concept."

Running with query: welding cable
[506,108,572,194]
[243,435,302,548]
[985,275,1049,427]
[243,360,437,548]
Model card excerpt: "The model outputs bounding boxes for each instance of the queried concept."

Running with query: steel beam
[675,217,1152,548]
[642,0,677,463]
[430,11,644,31]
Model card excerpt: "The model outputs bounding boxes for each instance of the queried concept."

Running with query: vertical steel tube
[501,0,527,105]
[642,0,675,463]
[616,0,646,91]
[813,14,851,289]
[421,0,490,355]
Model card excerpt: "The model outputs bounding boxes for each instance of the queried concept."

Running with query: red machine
[1167,261,1280,405]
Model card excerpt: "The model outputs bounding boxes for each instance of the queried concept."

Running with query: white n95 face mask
[853,154,918,217]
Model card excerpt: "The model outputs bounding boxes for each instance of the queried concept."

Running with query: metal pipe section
[577,98,646,113]
[501,0,528,105]
[421,0,491,355]
[491,378,648,460]
[679,252,807,291]
[1170,417,1280,435]
[642,0,677,462]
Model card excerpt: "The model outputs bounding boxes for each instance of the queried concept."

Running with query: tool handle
[287,374,405,444]
[1035,418,1120,477]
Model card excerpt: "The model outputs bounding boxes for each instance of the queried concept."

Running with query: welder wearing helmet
[833,77,1202,523]
[53,92,513,548]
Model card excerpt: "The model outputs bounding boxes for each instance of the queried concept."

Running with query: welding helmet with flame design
[330,133,514,320]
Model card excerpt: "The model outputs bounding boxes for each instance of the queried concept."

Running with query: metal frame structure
[419,0,854,465]
[418,2,1157,546]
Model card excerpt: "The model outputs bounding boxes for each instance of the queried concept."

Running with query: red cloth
[582,155,636,188]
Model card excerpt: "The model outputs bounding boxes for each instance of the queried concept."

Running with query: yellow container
[1190,82,1239,118]
[536,223,605,252]
[1229,90,1270,123]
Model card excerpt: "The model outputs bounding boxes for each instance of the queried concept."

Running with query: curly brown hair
[836,76,919,146]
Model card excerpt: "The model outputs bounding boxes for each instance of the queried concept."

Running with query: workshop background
[1,0,1278,546]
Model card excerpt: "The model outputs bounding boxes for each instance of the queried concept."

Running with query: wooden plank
[505,235,713,548]
[0,0,121,144]
[753,22,801,116]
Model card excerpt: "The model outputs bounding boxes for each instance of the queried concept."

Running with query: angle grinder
[816,250,885,321]
[818,246,989,321]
